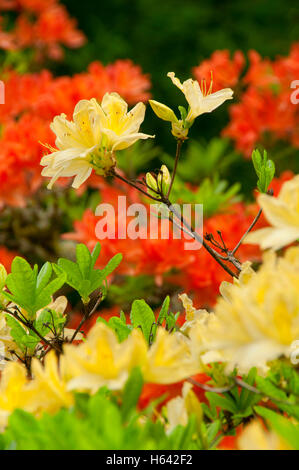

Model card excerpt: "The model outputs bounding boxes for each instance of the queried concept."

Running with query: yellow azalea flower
[189,247,299,374]
[166,382,202,433]
[0,352,73,429]
[26,351,74,416]
[178,293,210,335]
[237,420,291,450]
[95,92,154,151]
[150,73,233,140]
[143,328,198,384]
[61,322,147,393]
[167,72,233,122]
[41,95,153,189]
[0,361,28,430]
[219,260,254,303]
[246,175,299,250]
[41,98,107,188]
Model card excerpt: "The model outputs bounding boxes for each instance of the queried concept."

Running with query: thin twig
[168,203,238,278]
[4,307,60,353]
[187,377,234,394]
[166,139,183,198]
[113,171,162,202]
[231,208,263,255]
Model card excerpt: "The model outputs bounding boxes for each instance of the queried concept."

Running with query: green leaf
[56,259,82,289]
[5,314,27,349]
[33,273,66,313]
[108,317,132,342]
[156,296,170,326]
[34,309,53,337]
[255,376,288,402]
[5,257,37,316]
[178,105,187,122]
[36,262,52,294]
[20,334,39,352]
[252,149,275,193]
[76,244,92,279]
[130,299,155,343]
[100,253,123,279]
[206,392,237,414]
[90,242,101,269]
[121,368,143,422]
[57,244,122,303]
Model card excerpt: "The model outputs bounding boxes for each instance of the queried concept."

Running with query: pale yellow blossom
[189,247,299,374]
[95,93,154,150]
[167,72,233,123]
[149,72,233,140]
[61,322,148,393]
[246,175,299,250]
[237,420,291,450]
[41,95,153,189]
[0,352,73,429]
[26,351,74,416]
[0,361,28,430]
[143,328,199,384]
[166,382,202,433]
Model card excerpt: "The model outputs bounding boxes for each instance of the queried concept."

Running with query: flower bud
[146,172,159,198]
[157,165,171,195]
[149,100,178,123]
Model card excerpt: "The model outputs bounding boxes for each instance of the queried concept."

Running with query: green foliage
[107,275,155,306]
[252,149,275,193]
[205,368,261,423]
[164,139,239,183]
[0,384,202,450]
[121,367,144,422]
[2,258,66,319]
[5,305,67,355]
[53,242,122,304]
[117,141,162,178]
[130,299,156,343]
[98,296,179,343]
[171,175,241,217]
[50,188,101,224]
[97,311,133,342]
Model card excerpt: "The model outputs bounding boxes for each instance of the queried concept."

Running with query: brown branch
[187,377,233,394]
[70,293,103,343]
[231,208,263,255]
[166,139,183,198]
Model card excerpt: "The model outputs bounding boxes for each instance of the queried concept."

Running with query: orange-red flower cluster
[193,50,245,92]
[0,61,151,207]
[0,0,85,60]
[64,179,267,309]
[193,44,299,156]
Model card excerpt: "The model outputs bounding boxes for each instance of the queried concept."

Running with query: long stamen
[207,71,213,95]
